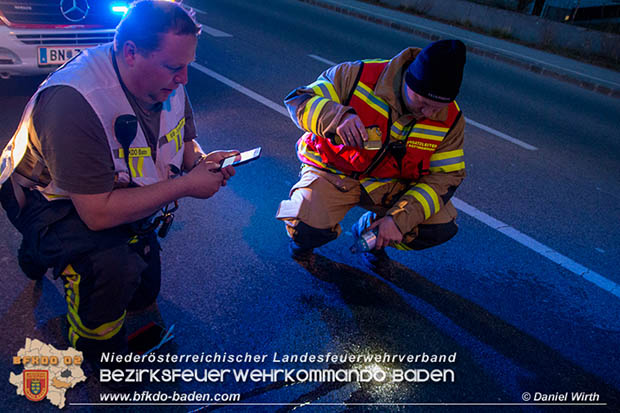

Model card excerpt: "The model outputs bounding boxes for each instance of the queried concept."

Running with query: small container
[330,126,382,151]
[350,228,378,253]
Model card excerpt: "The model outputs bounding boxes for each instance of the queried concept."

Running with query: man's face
[128,32,197,104]
[403,83,450,119]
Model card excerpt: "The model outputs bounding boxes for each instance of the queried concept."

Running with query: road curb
[298,0,620,98]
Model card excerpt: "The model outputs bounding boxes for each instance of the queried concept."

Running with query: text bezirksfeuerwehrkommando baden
[99,352,457,384]
[100,367,456,384]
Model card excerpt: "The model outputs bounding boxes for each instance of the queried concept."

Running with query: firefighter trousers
[1,181,161,359]
[276,168,458,251]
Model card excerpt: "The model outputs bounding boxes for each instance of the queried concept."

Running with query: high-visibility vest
[0,44,186,200]
[297,60,461,180]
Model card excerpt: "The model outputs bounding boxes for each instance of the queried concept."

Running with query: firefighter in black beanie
[277,40,467,268]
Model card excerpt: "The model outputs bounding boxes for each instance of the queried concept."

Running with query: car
[0,0,130,78]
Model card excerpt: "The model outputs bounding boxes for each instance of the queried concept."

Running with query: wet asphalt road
[1,0,620,411]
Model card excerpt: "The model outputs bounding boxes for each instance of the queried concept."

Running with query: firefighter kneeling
[0,1,236,364]
[277,40,467,268]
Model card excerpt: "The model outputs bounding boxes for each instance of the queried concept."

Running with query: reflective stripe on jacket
[297,60,461,182]
[0,44,185,200]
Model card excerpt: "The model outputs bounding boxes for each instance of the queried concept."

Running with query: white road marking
[190,63,288,116]
[465,118,538,150]
[307,55,538,150]
[308,54,336,65]
[188,6,232,37]
[200,24,233,38]
[190,62,618,299]
[451,197,620,299]
[190,6,207,15]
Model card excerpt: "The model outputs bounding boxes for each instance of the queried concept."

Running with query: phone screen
[220,147,261,168]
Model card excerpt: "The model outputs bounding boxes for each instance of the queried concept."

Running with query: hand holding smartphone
[214,147,262,171]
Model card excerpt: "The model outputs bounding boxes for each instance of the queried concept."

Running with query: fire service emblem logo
[23,370,49,402]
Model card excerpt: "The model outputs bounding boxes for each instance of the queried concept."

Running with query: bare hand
[205,150,239,184]
[368,216,403,249]
[184,160,224,199]
[335,113,368,148]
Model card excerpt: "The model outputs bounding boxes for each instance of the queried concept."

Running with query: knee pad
[289,221,339,250]
[406,220,458,250]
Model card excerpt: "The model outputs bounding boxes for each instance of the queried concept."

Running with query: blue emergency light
[111,3,129,15]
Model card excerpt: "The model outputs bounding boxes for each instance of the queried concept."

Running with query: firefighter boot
[288,221,339,261]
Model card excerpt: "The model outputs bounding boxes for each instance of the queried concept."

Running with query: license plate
[37,46,88,66]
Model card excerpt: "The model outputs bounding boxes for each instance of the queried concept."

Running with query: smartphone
[218,147,262,170]
[128,322,166,355]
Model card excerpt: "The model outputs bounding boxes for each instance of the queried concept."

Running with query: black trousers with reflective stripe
[1,182,161,358]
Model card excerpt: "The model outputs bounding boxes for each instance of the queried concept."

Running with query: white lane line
[190,6,207,15]
[308,54,336,66]
[200,24,233,38]
[190,62,618,298]
[331,2,620,89]
[465,118,538,151]
[190,63,288,116]
[307,56,537,151]
[451,197,620,299]
[189,6,232,37]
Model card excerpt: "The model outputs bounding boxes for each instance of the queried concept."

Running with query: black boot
[289,239,315,260]
[289,222,338,260]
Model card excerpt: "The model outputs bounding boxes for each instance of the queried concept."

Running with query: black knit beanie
[404,39,466,103]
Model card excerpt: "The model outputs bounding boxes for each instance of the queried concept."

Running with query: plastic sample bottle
[350,228,378,253]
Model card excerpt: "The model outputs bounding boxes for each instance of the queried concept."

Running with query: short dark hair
[114,0,201,54]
